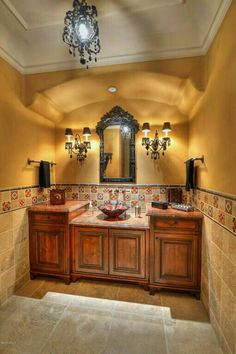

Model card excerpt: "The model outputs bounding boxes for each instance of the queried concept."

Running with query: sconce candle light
[65,127,91,161]
[142,122,172,160]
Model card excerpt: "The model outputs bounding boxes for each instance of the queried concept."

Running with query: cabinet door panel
[109,229,146,279]
[72,227,108,274]
[152,233,198,287]
[30,227,65,273]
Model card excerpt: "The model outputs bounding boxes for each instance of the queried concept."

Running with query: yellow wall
[24,56,205,106]
[0,52,204,188]
[0,58,56,188]
[189,2,236,195]
[55,99,188,185]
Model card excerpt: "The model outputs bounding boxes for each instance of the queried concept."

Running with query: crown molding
[22,47,205,75]
[201,0,232,54]
[0,46,24,74]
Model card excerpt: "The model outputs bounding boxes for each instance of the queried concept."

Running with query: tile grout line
[38,300,72,354]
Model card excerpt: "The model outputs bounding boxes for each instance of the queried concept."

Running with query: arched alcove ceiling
[29,71,203,124]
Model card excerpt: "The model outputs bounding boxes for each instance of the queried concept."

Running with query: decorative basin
[98,203,129,219]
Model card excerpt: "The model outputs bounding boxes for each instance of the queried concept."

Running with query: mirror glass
[96,106,139,183]
[103,125,130,178]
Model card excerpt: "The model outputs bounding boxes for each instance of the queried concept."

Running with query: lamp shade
[65,128,73,136]
[142,122,151,133]
[162,122,171,133]
[82,127,91,136]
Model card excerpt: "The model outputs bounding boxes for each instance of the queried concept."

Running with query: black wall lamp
[65,127,91,161]
[141,122,172,160]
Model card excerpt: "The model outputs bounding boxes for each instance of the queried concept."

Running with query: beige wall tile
[210,242,223,277]
[0,212,12,233]
[12,208,28,229]
[222,229,236,266]
[1,267,16,290]
[13,223,28,245]
[209,267,222,302]
[222,255,236,297]
[220,282,236,328]
[220,313,235,354]
[211,222,223,250]
[15,257,29,280]
[14,240,29,263]
[0,249,14,272]
[209,289,221,324]
[0,229,13,254]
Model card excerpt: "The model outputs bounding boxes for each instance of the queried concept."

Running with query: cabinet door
[152,233,199,287]
[109,229,146,279]
[30,226,66,274]
[72,227,108,274]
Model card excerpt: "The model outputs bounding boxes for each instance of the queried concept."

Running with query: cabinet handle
[169,220,177,226]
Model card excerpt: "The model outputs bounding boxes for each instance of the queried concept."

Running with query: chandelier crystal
[63,0,101,67]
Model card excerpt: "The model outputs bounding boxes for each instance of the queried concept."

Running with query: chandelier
[65,127,91,162]
[141,122,172,160]
[62,0,101,67]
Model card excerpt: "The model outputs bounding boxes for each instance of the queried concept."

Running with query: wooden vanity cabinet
[71,227,109,275]
[28,202,88,284]
[109,229,147,279]
[149,216,202,297]
[29,212,71,284]
[70,226,149,283]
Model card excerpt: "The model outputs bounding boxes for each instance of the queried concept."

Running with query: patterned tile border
[190,188,236,237]
[57,184,187,212]
[0,184,186,214]
[0,186,50,214]
[1,183,235,236]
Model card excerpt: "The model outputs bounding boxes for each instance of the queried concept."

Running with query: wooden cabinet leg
[30,273,36,280]
[149,287,156,296]
[64,277,71,285]
[143,284,149,292]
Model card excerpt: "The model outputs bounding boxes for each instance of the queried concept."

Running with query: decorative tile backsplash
[0,186,50,214]
[57,184,187,212]
[0,184,186,214]
[190,188,236,236]
[1,184,235,237]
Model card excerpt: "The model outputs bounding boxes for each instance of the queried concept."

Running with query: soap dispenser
[88,200,93,215]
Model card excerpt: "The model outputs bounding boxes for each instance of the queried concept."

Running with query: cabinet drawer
[31,213,66,225]
[152,217,199,234]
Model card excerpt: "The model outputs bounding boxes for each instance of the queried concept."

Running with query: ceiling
[0,0,232,74]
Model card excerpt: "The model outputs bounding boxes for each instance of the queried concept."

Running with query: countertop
[146,203,203,219]
[29,201,89,213]
[71,210,150,229]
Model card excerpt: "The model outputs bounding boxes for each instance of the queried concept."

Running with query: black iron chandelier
[142,122,172,160]
[62,0,101,67]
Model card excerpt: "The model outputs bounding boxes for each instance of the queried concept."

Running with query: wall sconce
[141,122,172,160]
[65,127,91,161]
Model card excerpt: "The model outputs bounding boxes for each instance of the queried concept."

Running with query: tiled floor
[0,278,222,354]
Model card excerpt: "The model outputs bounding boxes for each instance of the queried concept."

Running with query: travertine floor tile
[0,296,66,354]
[164,316,222,354]
[8,279,223,354]
[161,291,209,322]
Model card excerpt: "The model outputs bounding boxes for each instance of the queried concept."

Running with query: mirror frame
[96,106,139,183]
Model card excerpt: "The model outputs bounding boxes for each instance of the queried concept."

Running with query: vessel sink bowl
[98,203,129,219]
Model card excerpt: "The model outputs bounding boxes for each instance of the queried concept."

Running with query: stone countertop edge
[28,201,89,213]
[145,203,203,219]
[70,211,150,229]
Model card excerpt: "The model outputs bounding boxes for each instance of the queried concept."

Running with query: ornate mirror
[96,106,139,183]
